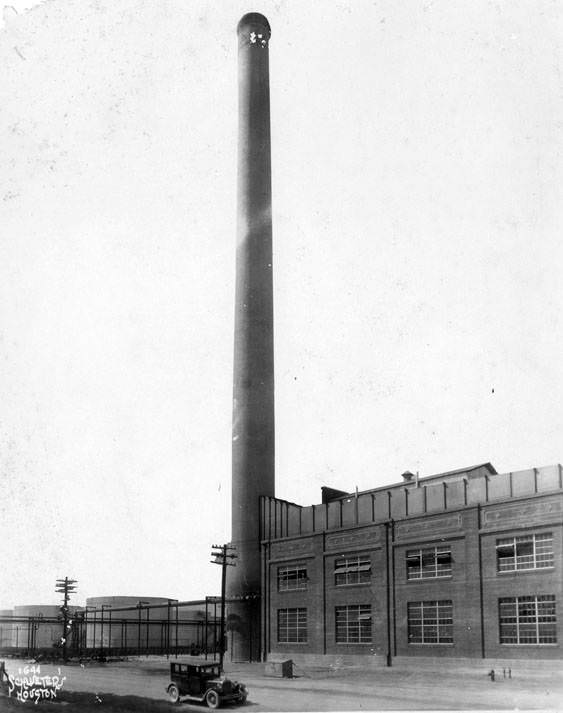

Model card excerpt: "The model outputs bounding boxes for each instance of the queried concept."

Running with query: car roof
[172,662,219,671]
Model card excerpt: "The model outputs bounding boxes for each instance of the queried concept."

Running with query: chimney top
[402,470,415,482]
[237,12,271,38]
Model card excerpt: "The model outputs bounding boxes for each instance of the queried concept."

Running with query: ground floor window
[277,608,307,643]
[335,605,372,643]
[499,595,557,645]
[408,600,453,644]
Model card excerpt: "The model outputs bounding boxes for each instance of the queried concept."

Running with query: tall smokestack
[228,12,274,662]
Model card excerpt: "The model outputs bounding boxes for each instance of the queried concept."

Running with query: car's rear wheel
[167,684,180,703]
[206,689,221,709]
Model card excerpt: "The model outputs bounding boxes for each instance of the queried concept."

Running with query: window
[496,533,554,573]
[499,595,557,644]
[406,545,452,580]
[335,605,372,644]
[278,565,307,591]
[334,556,371,586]
[408,601,453,644]
[277,608,307,643]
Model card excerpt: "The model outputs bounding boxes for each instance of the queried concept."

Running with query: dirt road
[2,657,562,711]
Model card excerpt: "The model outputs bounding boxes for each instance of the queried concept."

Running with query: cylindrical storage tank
[85,596,198,655]
[12,605,78,652]
[0,609,13,651]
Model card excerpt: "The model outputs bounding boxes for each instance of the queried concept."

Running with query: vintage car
[166,662,248,708]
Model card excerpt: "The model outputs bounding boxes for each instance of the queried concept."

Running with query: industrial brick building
[258,463,563,663]
[227,14,562,668]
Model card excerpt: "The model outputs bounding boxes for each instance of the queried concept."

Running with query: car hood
[209,678,244,687]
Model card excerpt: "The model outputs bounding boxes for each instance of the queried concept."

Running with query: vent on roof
[321,486,349,503]
[402,470,415,482]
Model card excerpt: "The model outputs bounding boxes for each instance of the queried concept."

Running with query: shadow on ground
[1,690,179,712]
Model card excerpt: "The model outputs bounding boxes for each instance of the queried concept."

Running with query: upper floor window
[335,605,372,644]
[277,607,307,643]
[334,556,371,586]
[278,565,308,591]
[406,545,452,580]
[496,533,554,573]
[499,595,557,644]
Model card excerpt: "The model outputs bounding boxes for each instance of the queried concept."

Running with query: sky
[1,0,562,610]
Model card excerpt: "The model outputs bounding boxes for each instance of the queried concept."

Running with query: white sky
[1,0,562,610]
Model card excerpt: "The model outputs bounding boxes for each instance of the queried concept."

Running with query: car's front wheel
[206,689,221,709]
[167,684,180,704]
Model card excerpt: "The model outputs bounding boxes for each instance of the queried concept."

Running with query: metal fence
[0,599,223,661]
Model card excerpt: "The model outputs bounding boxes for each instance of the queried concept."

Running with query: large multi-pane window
[407,601,453,644]
[334,556,371,586]
[277,608,307,643]
[278,565,308,591]
[406,546,452,580]
[335,605,372,644]
[496,533,554,573]
[499,595,557,644]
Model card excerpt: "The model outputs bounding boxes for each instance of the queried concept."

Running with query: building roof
[419,462,497,480]
[323,462,498,502]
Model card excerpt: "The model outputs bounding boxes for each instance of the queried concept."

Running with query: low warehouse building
[0,610,13,650]
[84,596,217,655]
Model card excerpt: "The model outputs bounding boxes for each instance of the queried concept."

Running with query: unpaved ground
[1,657,562,711]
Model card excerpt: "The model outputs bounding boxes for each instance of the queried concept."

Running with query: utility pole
[136,601,149,657]
[100,605,111,659]
[55,577,77,663]
[210,544,237,671]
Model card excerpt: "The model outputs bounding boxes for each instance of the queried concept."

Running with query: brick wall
[263,488,563,662]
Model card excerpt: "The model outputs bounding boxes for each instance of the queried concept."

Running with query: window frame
[406,545,452,580]
[334,555,371,587]
[277,607,307,644]
[496,532,554,573]
[499,595,557,645]
[277,565,308,592]
[407,600,454,645]
[335,604,372,644]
